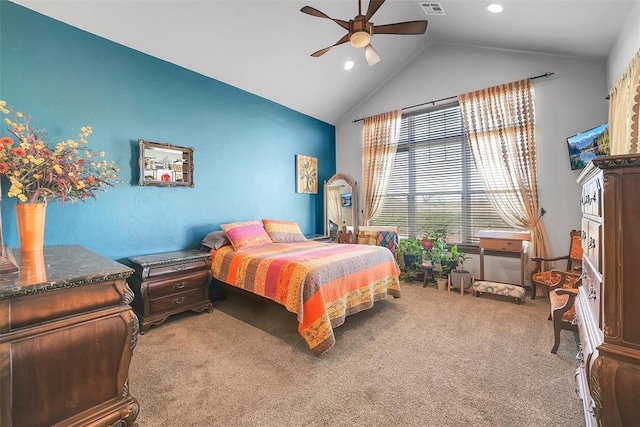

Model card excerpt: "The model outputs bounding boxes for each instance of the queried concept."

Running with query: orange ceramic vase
[15,203,47,252]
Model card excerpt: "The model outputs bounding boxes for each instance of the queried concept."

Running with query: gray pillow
[201,230,230,250]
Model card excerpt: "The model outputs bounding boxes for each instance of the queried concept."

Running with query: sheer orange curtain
[458,79,550,261]
[608,49,640,155]
[361,110,402,226]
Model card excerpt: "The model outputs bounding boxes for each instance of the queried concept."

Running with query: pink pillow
[221,220,273,251]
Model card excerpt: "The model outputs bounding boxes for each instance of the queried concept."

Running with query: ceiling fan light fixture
[350,31,370,48]
[365,45,380,66]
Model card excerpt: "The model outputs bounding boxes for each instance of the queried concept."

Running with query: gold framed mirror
[138,139,194,187]
[324,173,358,240]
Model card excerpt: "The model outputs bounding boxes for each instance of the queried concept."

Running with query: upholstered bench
[472,281,526,304]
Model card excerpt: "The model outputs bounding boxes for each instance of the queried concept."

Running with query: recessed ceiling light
[487,3,503,13]
[344,61,354,71]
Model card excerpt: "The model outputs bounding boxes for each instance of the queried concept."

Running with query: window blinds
[372,103,510,244]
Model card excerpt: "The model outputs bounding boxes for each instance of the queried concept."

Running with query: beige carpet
[129,281,585,426]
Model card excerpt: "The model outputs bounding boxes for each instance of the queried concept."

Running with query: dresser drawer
[146,270,210,299]
[582,257,602,329]
[9,279,127,331]
[581,176,602,217]
[149,288,206,313]
[146,259,209,279]
[582,218,602,273]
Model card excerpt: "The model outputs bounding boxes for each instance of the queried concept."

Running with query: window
[371,103,510,245]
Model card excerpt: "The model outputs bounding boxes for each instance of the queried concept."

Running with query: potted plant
[447,245,473,291]
[427,234,450,290]
[421,228,446,251]
[398,238,424,270]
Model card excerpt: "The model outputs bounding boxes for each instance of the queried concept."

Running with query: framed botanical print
[296,154,318,194]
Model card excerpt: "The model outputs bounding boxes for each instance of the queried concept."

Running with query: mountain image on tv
[566,123,610,170]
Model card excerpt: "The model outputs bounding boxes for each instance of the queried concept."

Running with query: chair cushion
[532,270,579,288]
[357,230,398,254]
[472,281,526,300]
[376,231,398,254]
[357,230,378,246]
[549,288,579,323]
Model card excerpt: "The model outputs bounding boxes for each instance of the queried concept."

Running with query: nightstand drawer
[149,288,206,313]
[146,270,210,298]
[147,259,209,279]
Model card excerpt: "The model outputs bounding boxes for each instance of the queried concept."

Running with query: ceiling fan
[300,0,428,66]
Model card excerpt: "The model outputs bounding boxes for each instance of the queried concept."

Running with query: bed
[206,223,400,355]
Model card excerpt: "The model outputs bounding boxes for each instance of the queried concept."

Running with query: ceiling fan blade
[311,34,351,57]
[365,44,380,66]
[364,0,385,23]
[301,6,350,30]
[373,21,428,35]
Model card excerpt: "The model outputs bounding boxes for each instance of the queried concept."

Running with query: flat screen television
[566,123,610,170]
[341,193,352,207]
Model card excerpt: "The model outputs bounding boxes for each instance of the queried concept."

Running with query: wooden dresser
[127,249,213,333]
[0,245,139,427]
[575,154,640,427]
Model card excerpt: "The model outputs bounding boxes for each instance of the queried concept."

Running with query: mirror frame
[323,173,358,237]
[138,139,194,187]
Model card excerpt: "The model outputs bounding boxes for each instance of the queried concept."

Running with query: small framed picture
[296,154,318,194]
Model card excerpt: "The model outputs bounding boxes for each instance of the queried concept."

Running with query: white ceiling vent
[420,2,445,16]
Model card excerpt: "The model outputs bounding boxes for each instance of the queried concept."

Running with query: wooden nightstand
[127,249,213,333]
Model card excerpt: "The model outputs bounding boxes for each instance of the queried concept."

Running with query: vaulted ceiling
[11,0,637,124]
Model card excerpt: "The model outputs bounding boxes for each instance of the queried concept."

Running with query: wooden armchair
[531,230,583,299]
[336,224,354,244]
[357,226,399,255]
[548,269,582,353]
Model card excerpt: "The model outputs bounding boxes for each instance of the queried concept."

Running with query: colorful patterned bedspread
[210,241,401,355]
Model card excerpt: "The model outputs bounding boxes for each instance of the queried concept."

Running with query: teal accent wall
[0,2,335,260]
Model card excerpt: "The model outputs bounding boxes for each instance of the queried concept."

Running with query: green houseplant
[398,238,423,269]
[426,233,449,290]
[447,245,473,291]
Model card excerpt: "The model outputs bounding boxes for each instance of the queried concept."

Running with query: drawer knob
[173,281,187,289]
[173,296,186,305]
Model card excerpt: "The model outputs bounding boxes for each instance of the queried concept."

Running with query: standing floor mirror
[324,173,358,241]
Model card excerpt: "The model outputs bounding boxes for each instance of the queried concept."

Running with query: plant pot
[450,269,473,290]
[403,254,419,268]
[436,277,448,290]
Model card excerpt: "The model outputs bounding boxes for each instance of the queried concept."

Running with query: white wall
[607,0,640,90]
[335,43,609,284]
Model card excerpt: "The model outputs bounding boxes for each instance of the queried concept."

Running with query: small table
[421,260,435,288]
[477,230,530,288]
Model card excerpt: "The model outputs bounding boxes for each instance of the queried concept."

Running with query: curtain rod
[351,72,555,123]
